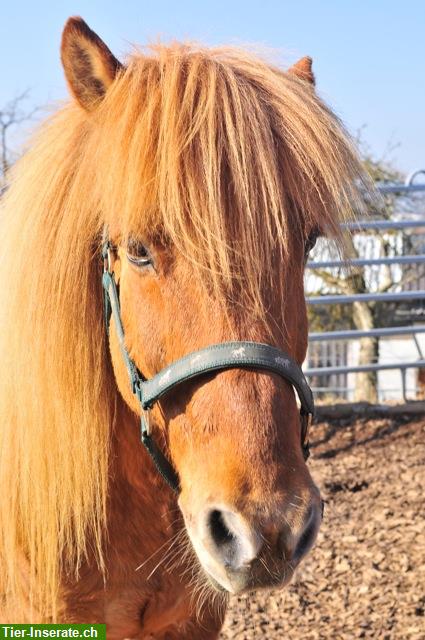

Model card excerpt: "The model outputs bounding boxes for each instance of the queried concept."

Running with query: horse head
[59,16,357,595]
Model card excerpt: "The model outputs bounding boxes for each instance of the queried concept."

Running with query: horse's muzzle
[183,488,323,594]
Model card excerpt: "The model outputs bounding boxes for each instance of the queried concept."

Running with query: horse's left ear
[288,56,315,85]
[61,16,123,111]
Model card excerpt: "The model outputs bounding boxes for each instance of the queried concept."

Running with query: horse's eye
[304,230,319,259]
[126,238,153,268]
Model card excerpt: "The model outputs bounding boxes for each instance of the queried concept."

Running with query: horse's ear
[288,56,315,86]
[61,17,123,111]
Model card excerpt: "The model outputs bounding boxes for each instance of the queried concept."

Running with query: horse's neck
[62,401,190,629]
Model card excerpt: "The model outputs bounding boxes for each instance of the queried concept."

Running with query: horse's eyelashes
[304,229,319,261]
[127,238,149,257]
[126,239,153,267]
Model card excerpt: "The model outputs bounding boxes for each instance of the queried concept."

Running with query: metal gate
[305,171,425,401]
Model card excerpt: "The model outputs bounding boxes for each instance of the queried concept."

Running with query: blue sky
[1,1,424,173]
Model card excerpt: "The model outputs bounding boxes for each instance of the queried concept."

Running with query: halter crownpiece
[102,240,314,493]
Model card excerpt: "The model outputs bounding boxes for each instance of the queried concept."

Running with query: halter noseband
[102,241,314,493]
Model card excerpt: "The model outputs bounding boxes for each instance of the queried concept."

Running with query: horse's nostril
[202,507,262,573]
[293,511,319,562]
[208,509,236,547]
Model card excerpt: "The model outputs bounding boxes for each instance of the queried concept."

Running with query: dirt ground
[219,409,425,640]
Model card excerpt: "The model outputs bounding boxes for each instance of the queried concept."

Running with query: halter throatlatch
[102,241,314,493]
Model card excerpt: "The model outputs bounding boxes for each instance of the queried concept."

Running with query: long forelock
[96,43,368,318]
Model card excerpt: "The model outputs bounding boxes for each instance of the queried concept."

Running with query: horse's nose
[195,496,322,591]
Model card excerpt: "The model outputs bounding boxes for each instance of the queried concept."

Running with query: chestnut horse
[0,17,367,638]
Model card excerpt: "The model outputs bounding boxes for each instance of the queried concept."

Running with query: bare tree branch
[0,91,40,181]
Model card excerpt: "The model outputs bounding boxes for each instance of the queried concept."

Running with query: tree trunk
[352,301,379,402]
[417,369,425,400]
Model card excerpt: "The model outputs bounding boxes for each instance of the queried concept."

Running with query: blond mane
[0,41,367,620]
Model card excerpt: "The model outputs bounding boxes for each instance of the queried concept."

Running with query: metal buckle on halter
[102,241,114,274]
[133,379,151,437]
[140,409,151,437]
[300,410,312,449]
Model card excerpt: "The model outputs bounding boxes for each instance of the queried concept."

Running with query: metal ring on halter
[300,411,312,460]
[141,408,151,437]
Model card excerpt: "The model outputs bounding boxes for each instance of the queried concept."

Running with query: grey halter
[102,241,314,492]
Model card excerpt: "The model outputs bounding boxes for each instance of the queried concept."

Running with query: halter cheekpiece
[102,240,314,493]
